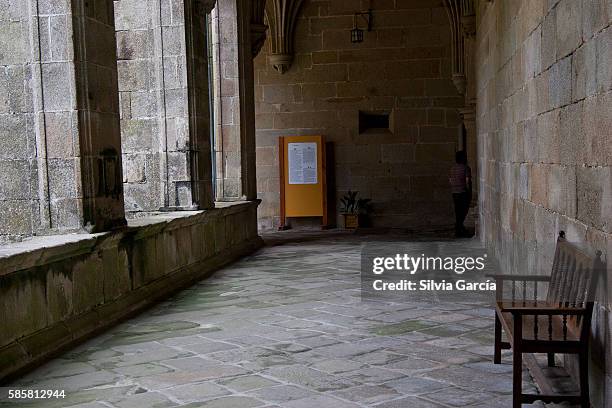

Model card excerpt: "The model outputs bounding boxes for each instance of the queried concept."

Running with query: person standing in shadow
[449,150,472,238]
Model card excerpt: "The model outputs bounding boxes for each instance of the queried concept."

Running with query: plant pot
[342,213,359,229]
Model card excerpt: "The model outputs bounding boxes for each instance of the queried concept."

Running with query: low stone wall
[0,201,262,382]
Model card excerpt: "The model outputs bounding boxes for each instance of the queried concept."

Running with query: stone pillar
[444,0,477,192]
[211,0,259,201]
[211,0,242,200]
[461,7,477,198]
[183,0,216,209]
[460,105,477,191]
[114,0,215,213]
[24,0,126,235]
[236,0,258,201]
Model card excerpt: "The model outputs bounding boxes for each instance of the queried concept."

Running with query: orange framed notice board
[279,135,328,229]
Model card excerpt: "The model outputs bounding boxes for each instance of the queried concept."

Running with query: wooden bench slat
[523,354,554,395]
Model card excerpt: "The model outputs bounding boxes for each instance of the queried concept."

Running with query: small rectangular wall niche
[359,111,392,134]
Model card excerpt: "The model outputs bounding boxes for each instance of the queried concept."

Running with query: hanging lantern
[351,26,364,43]
[350,9,372,44]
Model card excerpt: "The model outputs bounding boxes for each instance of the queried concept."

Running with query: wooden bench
[490,231,604,408]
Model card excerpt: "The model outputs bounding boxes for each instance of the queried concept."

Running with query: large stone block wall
[475,0,611,405]
[0,201,261,381]
[254,0,464,230]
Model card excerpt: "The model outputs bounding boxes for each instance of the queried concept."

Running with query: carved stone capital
[269,54,293,74]
[265,0,305,74]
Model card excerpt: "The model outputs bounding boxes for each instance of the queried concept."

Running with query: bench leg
[513,350,523,408]
[547,352,555,367]
[579,350,590,408]
[513,315,523,408]
[494,312,502,364]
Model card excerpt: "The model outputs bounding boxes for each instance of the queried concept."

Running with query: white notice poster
[288,142,317,184]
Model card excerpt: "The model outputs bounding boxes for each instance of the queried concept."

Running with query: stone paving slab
[1,232,573,407]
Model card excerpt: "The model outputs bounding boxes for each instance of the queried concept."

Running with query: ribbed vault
[264,0,305,73]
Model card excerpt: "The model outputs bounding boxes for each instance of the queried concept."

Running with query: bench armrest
[502,304,587,343]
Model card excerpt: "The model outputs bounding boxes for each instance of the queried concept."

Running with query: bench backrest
[546,231,604,336]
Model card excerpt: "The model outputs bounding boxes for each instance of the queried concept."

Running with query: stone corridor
[2,232,575,408]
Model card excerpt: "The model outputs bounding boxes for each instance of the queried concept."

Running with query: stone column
[114,0,215,213]
[211,0,259,201]
[236,0,258,200]
[444,0,477,193]
[30,0,127,234]
[460,105,477,189]
[461,8,477,198]
[183,0,216,209]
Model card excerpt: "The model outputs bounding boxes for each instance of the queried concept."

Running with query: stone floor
[2,230,578,407]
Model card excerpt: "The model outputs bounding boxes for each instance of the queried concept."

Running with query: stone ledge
[0,201,259,277]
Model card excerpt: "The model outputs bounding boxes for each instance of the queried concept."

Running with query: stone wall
[254,0,464,230]
[475,0,611,405]
[114,0,214,214]
[0,1,40,242]
[0,201,261,381]
[1,0,127,243]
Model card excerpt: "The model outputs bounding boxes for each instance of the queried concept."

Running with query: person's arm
[466,166,472,191]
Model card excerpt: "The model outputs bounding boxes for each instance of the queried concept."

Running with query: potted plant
[340,190,372,229]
